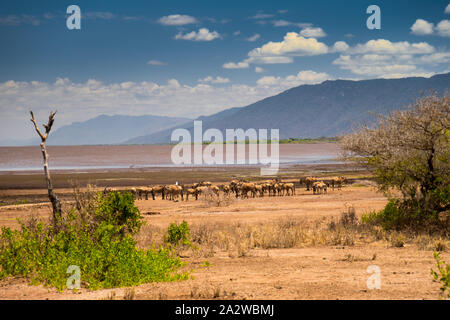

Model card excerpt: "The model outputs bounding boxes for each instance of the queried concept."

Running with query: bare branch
[29,110,45,141]
[29,110,57,142]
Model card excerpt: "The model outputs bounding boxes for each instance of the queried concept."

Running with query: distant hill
[124,72,450,144]
[40,114,190,145]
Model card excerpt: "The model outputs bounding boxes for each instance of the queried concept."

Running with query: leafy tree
[340,94,449,227]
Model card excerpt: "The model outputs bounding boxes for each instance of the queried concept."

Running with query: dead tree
[30,110,63,226]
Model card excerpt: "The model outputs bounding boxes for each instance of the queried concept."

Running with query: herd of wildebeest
[104,176,347,202]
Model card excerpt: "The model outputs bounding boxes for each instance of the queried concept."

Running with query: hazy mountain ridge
[1,114,191,146]
[124,72,450,144]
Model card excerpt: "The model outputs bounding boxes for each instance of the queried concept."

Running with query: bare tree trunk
[30,110,63,227]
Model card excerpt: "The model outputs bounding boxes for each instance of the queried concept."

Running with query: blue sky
[1,0,450,140]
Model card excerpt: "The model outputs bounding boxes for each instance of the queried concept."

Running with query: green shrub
[431,251,450,299]
[361,199,447,232]
[94,191,143,237]
[165,221,192,247]
[0,191,189,291]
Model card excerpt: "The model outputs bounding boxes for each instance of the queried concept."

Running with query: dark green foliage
[362,198,449,232]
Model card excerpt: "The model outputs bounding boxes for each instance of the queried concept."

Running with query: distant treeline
[151,137,338,145]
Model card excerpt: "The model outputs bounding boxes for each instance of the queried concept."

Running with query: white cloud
[436,19,450,37]
[147,60,167,66]
[246,56,293,64]
[84,12,116,20]
[256,70,331,88]
[0,14,41,26]
[250,13,274,19]
[418,52,450,64]
[254,67,265,73]
[446,4,450,14]
[248,32,329,59]
[332,41,350,52]
[246,34,261,42]
[332,53,440,78]
[299,27,326,38]
[410,19,434,35]
[157,14,197,26]
[233,30,241,36]
[351,39,434,54]
[271,20,311,28]
[198,76,230,84]
[175,28,220,41]
[222,61,249,69]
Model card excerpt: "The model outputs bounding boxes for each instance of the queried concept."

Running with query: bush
[361,199,448,232]
[0,191,189,291]
[431,251,450,299]
[165,221,192,247]
[94,191,143,237]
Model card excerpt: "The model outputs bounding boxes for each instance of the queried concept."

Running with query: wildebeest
[312,181,327,194]
[237,182,257,198]
[184,187,200,201]
[221,184,231,196]
[303,177,317,191]
[283,182,295,196]
[332,176,346,190]
[164,184,183,201]
[150,185,165,200]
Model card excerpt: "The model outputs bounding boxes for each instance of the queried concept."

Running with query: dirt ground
[0,183,447,300]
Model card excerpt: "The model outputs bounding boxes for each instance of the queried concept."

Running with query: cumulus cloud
[332,53,439,78]
[418,52,450,64]
[222,61,249,69]
[157,14,197,25]
[254,67,265,73]
[248,32,329,58]
[256,70,331,88]
[330,38,446,78]
[175,28,220,41]
[246,34,261,42]
[436,19,450,37]
[409,14,450,37]
[332,41,350,52]
[411,19,434,35]
[198,76,230,84]
[299,27,326,38]
[350,39,434,54]
[446,4,450,14]
[147,60,167,66]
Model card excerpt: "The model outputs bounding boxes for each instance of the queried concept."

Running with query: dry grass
[201,189,235,207]
[190,282,236,299]
[133,204,450,260]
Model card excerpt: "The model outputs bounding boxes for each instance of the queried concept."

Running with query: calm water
[0,143,340,172]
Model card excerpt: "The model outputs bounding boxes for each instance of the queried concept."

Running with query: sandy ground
[0,183,447,300]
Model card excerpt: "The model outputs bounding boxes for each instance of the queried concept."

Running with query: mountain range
[125,72,450,144]
[3,72,450,146]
